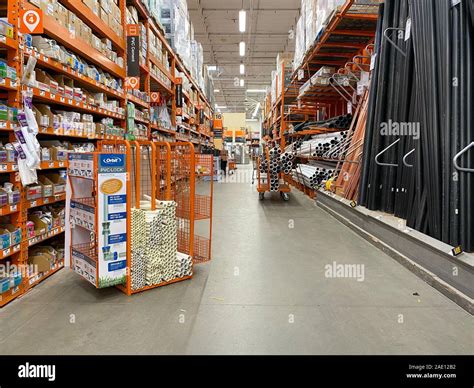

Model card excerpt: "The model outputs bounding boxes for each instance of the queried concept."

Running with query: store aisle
[0,165,472,355]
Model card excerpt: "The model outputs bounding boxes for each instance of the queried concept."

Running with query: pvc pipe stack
[130,200,186,290]
[176,252,193,278]
[131,208,147,290]
[286,131,349,159]
[292,114,353,132]
[292,163,337,189]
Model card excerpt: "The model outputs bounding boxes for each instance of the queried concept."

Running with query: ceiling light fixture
[246,89,267,93]
[214,89,220,93]
[240,79,245,87]
[208,65,217,71]
[239,41,245,57]
[239,10,246,33]
[252,102,261,118]
[240,64,245,75]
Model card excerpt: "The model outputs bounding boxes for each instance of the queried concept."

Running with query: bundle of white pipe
[285,131,349,159]
[130,197,181,289]
[176,252,193,278]
[292,163,337,189]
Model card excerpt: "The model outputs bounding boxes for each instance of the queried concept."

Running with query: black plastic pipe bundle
[358,0,474,252]
[293,114,353,132]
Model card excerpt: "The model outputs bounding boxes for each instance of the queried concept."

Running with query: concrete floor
[0,165,472,355]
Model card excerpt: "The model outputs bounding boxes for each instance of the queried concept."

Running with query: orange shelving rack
[0,0,214,307]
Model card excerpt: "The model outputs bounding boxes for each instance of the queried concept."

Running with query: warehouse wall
[223,113,246,130]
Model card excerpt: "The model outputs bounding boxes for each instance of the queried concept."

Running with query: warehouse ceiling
[188,0,300,118]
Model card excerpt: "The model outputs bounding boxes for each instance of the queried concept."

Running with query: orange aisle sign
[125,77,139,90]
[150,92,160,104]
[20,9,43,34]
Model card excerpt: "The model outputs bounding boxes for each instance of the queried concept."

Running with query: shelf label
[30,200,37,207]
[2,248,10,257]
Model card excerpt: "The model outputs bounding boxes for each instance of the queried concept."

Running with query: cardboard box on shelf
[53,75,74,99]
[100,7,110,26]
[82,0,100,16]
[38,0,56,18]
[4,225,21,246]
[26,185,42,201]
[29,215,49,236]
[28,251,56,274]
[0,229,11,249]
[55,3,69,27]
[80,23,93,44]
[44,173,66,194]
[38,176,54,197]
[33,104,54,128]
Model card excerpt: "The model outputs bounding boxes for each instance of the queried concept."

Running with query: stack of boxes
[25,36,123,92]
[293,0,347,72]
[28,0,124,68]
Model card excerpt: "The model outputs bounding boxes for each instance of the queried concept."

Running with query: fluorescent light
[240,79,245,87]
[246,119,258,122]
[246,89,267,93]
[239,10,246,32]
[239,41,245,56]
[208,65,217,71]
[252,102,261,118]
[216,105,227,109]
[214,89,220,93]
[240,64,245,75]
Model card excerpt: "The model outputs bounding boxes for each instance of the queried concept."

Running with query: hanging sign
[175,77,183,116]
[150,92,160,105]
[125,77,139,90]
[127,25,140,78]
[199,106,205,124]
[20,9,43,34]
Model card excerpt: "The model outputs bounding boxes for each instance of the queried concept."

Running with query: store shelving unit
[0,0,25,307]
[0,0,214,307]
[262,0,379,199]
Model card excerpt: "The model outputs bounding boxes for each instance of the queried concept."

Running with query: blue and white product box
[97,154,128,288]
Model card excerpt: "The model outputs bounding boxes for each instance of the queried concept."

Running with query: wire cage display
[193,154,214,263]
[93,140,196,295]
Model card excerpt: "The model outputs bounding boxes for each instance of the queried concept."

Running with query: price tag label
[44,198,50,204]
[40,91,45,97]
[51,94,55,99]
[10,205,16,212]
[60,97,65,103]
[2,248,10,256]
[30,200,37,207]
[49,162,54,168]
